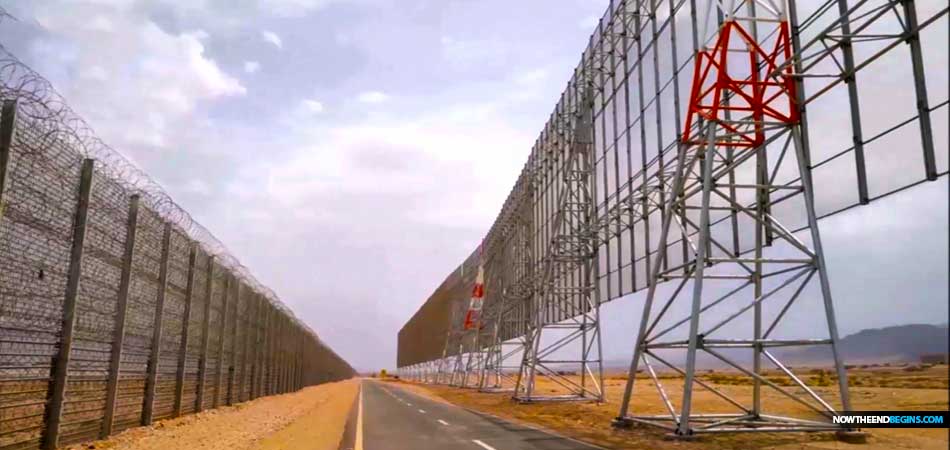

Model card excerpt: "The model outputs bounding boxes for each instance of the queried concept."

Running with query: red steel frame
[683,19,798,148]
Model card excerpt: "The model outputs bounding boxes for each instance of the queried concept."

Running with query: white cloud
[244,61,261,73]
[85,15,114,32]
[260,0,341,17]
[182,178,212,196]
[17,4,245,150]
[579,15,600,29]
[261,30,283,49]
[356,90,389,103]
[514,68,547,85]
[439,36,507,70]
[233,100,529,228]
[79,65,109,81]
[300,99,325,114]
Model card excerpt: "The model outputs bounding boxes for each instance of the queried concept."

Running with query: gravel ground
[65,379,359,450]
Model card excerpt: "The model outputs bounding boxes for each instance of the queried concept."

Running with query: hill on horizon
[602,322,949,370]
[777,322,949,364]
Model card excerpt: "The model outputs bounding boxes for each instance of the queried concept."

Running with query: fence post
[275,312,281,394]
[278,317,285,393]
[228,281,242,405]
[279,315,286,393]
[263,304,273,396]
[246,293,255,401]
[195,257,215,411]
[298,331,304,389]
[286,326,293,392]
[285,321,292,392]
[0,100,16,228]
[259,303,268,397]
[213,274,230,408]
[101,194,140,438]
[299,330,305,389]
[142,222,172,426]
[240,284,254,403]
[295,327,302,390]
[291,326,299,391]
[173,245,198,417]
[250,294,262,400]
[274,315,281,394]
[42,158,94,450]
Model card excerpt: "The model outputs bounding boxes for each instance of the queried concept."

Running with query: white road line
[406,403,412,406]
[437,419,449,426]
[466,410,606,450]
[355,384,364,450]
[472,439,497,450]
[418,409,426,414]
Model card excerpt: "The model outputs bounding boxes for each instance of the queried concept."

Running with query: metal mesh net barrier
[398,0,948,367]
[0,28,355,450]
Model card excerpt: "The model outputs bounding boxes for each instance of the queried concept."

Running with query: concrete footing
[836,429,869,444]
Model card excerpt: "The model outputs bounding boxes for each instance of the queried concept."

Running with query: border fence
[399,0,948,370]
[398,0,947,434]
[0,38,354,450]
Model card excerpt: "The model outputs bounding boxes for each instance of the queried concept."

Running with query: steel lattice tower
[513,76,605,403]
[614,0,859,437]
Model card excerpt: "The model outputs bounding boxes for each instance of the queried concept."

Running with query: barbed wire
[0,9,311,335]
[0,9,351,447]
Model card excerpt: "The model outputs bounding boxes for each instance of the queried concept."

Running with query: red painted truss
[682,19,799,148]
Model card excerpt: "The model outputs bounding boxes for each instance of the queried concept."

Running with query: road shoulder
[255,379,360,450]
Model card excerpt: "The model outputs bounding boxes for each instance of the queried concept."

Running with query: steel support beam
[195,257,215,411]
[901,0,937,181]
[250,294,262,400]
[228,281,241,405]
[42,158,94,450]
[0,100,16,227]
[101,194,139,438]
[213,274,230,407]
[236,287,249,402]
[173,245,198,417]
[142,222,172,426]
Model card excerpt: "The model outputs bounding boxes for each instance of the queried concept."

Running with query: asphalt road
[341,380,602,450]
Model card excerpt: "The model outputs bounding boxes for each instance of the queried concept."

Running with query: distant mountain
[778,323,949,364]
[601,323,949,370]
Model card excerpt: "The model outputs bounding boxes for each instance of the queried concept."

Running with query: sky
[0,0,946,372]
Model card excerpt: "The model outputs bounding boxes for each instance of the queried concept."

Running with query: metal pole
[616,142,692,420]
[101,194,140,438]
[279,316,286,393]
[173,245,198,417]
[274,313,287,394]
[262,303,273,396]
[142,222,172,426]
[288,325,296,392]
[236,286,249,402]
[295,327,302,390]
[753,144,765,416]
[267,306,280,395]
[276,314,285,393]
[274,314,282,393]
[677,124,717,436]
[250,294,262,399]
[283,319,291,392]
[835,0,869,204]
[42,158,94,450]
[0,100,16,228]
[901,0,937,181]
[791,127,852,412]
[255,299,263,396]
[228,281,242,405]
[195,257,215,411]
[213,274,230,407]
